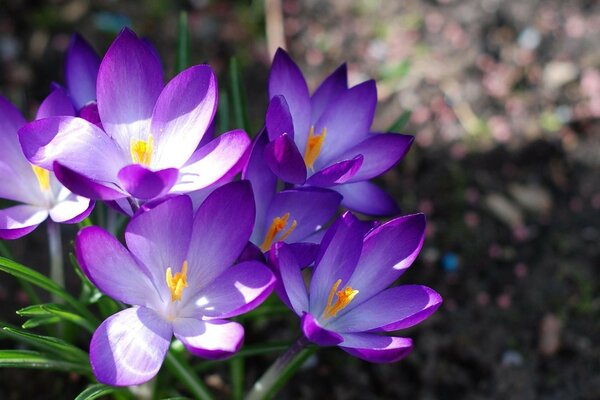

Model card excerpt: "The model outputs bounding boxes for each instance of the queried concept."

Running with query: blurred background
[1,0,599,398]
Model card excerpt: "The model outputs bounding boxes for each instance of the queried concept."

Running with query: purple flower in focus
[19,29,249,212]
[65,33,101,123]
[270,212,441,362]
[75,182,275,386]
[265,49,414,215]
[0,95,92,239]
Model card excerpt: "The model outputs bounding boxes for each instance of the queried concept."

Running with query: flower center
[165,260,188,302]
[31,165,50,192]
[130,134,154,166]
[322,279,359,319]
[259,212,298,252]
[304,126,326,171]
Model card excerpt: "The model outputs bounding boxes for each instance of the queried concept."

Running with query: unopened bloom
[0,95,92,239]
[19,29,249,213]
[76,182,275,385]
[264,49,414,215]
[270,212,441,362]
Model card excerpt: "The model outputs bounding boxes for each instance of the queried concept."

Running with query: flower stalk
[47,220,64,298]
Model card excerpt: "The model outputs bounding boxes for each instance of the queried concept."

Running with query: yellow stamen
[259,212,298,252]
[31,165,50,191]
[303,126,326,170]
[322,279,359,319]
[130,134,154,166]
[165,260,188,302]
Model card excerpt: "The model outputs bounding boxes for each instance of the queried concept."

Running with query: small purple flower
[270,212,441,362]
[19,29,249,211]
[75,182,275,386]
[264,49,414,215]
[0,95,92,239]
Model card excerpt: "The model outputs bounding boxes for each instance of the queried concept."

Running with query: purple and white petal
[333,181,399,216]
[36,87,76,119]
[305,155,363,187]
[96,28,163,152]
[310,63,347,123]
[339,333,413,363]
[76,226,157,306]
[65,33,100,110]
[345,214,426,302]
[90,307,172,386]
[264,133,307,184]
[151,65,217,169]
[0,205,47,240]
[117,165,178,200]
[49,191,93,223]
[301,312,343,346]
[173,318,243,360]
[53,161,127,201]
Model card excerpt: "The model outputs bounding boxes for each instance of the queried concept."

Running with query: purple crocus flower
[19,28,249,212]
[75,182,275,386]
[265,49,414,215]
[65,33,101,117]
[270,211,442,362]
[0,95,92,239]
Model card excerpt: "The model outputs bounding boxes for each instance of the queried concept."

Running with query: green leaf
[175,11,190,74]
[229,57,250,133]
[1,326,89,363]
[164,351,214,400]
[0,350,90,374]
[74,384,126,400]
[21,315,61,329]
[18,303,96,333]
[0,256,99,325]
[387,110,412,132]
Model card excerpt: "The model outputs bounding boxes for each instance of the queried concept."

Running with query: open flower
[19,28,249,211]
[264,49,414,215]
[270,212,441,362]
[0,95,92,239]
[75,182,275,386]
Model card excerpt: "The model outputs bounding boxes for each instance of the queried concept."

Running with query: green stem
[164,351,214,400]
[106,208,119,236]
[246,336,315,400]
[230,356,244,400]
[47,221,64,299]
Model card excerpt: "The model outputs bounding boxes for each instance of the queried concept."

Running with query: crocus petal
[65,33,100,109]
[305,155,363,187]
[117,164,178,200]
[18,116,127,182]
[79,102,102,127]
[0,205,47,240]
[264,133,307,184]
[151,65,217,169]
[173,318,243,360]
[333,181,399,216]
[53,161,127,201]
[270,243,309,315]
[184,261,274,319]
[35,87,76,119]
[266,95,294,141]
[308,212,367,316]
[186,181,255,288]
[76,226,157,306]
[310,63,347,123]
[173,130,250,193]
[261,188,341,244]
[284,242,319,266]
[345,214,426,302]
[90,307,172,386]
[341,133,413,182]
[269,49,311,153]
[339,333,413,363]
[125,195,192,299]
[49,192,93,223]
[97,28,163,152]
[313,80,377,167]
[301,312,343,346]
[328,285,442,333]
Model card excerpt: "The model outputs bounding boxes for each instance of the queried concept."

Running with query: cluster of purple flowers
[1,28,441,386]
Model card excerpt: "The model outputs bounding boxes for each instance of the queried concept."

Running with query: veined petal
[305,155,363,187]
[65,33,101,109]
[0,205,48,240]
[264,133,306,184]
[173,318,243,360]
[90,307,172,386]
[117,164,178,200]
[311,63,347,123]
[328,285,442,332]
[332,181,399,216]
[183,261,274,319]
[97,28,163,152]
[339,333,413,363]
[76,226,157,306]
[173,130,250,193]
[270,243,308,316]
[269,49,311,154]
[345,214,426,302]
[35,87,76,119]
[151,65,218,169]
